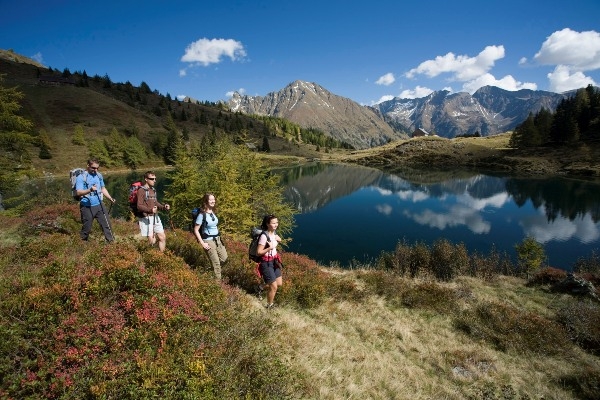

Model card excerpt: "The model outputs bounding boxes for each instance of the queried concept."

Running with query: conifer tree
[123,136,146,169]
[164,114,183,165]
[0,74,35,192]
[72,124,85,145]
[164,146,202,227]
[166,138,295,240]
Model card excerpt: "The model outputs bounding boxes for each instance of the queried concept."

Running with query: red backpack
[128,182,148,217]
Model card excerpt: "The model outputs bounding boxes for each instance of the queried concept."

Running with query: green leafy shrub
[515,237,546,277]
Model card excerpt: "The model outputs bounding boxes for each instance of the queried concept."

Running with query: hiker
[75,158,116,242]
[136,171,170,252]
[256,214,283,309]
[193,193,227,280]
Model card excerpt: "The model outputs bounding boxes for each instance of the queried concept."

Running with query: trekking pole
[167,209,176,235]
[150,213,155,241]
[96,190,115,242]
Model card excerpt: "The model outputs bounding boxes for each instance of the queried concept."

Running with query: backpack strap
[200,211,219,239]
[81,171,90,198]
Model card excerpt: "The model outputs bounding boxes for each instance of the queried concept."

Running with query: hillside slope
[0,52,323,173]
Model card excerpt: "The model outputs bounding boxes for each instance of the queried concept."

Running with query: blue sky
[2,0,599,105]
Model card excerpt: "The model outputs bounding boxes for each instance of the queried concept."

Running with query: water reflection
[276,163,600,270]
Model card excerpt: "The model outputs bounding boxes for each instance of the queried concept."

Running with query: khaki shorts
[138,215,165,237]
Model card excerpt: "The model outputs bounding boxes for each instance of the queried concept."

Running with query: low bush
[357,270,407,302]
[527,266,568,286]
[401,281,462,314]
[453,300,571,355]
[557,363,600,400]
[555,299,600,355]
[468,247,515,280]
[275,251,330,308]
[0,230,297,399]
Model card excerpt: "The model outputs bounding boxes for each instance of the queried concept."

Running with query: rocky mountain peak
[228,80,406,149]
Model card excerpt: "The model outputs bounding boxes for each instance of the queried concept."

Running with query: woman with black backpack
[256,214,283,309]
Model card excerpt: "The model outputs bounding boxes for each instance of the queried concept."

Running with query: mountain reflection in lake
[275,163,600,271]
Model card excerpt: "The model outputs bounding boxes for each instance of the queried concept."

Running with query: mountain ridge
[229,79,569,146]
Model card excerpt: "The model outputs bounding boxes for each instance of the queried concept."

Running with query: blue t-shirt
[195,212,219,239]
[75,172,105,207]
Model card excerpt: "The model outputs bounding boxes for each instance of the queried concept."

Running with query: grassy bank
[1,203,599,399]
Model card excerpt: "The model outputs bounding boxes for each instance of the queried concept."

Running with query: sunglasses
[209,213,215,221]
[146,177,156,181]
[89,166,99,170]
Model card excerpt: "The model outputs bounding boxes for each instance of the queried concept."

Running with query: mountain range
[228,81,568,149]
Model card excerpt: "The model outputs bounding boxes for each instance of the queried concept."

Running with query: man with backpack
[75,158,116,242]
[135,171,170,252]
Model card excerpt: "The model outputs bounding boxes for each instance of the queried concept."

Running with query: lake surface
[275,163,600,271]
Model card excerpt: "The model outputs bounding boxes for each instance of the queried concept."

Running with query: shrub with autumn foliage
[0,211,301,399]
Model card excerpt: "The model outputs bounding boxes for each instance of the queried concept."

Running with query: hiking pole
[167,209,176,235]
[150,213,155,242]
[96,190,115,242]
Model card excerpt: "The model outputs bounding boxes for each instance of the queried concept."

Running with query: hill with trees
[510,85,600,148]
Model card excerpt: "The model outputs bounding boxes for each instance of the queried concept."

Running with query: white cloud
[456,191,510,210]
[405,45,505,81]
[547,65,596,93]
[225,88,246,98]
[397,190,429,202]
[462,73,537,94]
[520,208,600,244]
[31,52,44,65]
[181,38,247,66]
[375,204,393,215]
[179,69,187,77]
[403,204,491,234]
[534,28,600,71]
[398,85,434,99]
[532,28,600,92]
[376,72,395,86]
[373,94,395,104]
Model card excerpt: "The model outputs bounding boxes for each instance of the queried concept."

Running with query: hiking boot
[256,285,264,300]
